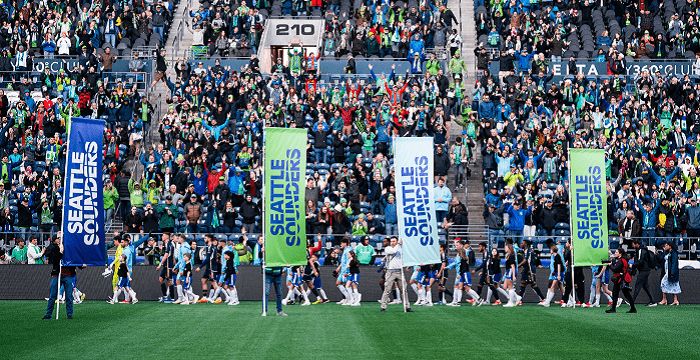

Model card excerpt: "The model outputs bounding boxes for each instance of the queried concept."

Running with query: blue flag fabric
[394,137,440,267]
[62,117,106,266]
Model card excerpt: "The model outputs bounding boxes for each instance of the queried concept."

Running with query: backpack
[646,248,659,270]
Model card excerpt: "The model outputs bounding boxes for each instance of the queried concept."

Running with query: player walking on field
[539,245,565,307]
[502,242,521,307]
[336,239,353,305]
[345,250,362,306]
[157,233,176,303]
[446,240,481,306]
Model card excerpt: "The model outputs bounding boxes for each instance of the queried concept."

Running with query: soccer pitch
[2,301,698,359]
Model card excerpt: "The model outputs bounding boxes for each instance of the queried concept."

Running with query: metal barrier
[446,225,490,245]
[480,234,697,259]
[0,70,149,95]
[171,21,184,62]
[183,48,252,60]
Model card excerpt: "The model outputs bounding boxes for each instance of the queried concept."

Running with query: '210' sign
[275,24,316,36]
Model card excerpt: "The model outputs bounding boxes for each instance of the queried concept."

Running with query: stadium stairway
[127,0,199,182]
[458,0,478,77]
[445,0,484,229]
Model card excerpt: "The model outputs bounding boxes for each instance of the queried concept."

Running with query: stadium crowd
[186,0,462,60]
[473,0,700,260]
[0,0,175,263]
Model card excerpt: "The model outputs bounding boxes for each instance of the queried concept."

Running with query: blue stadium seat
[555,222,570,230]
[555,229,570,236]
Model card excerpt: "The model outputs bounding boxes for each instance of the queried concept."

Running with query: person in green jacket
[448,50,468,79]
[425,53,442,75]
[235,236,253,264]
[354,236,375,264]
[11,238,28,263]
[287,42,304,74]
[361,127,376,160]
[104,180,119,223]
[128,178,145,209]
[351,214,368,235]
[452,97,479,139]
[156,195,180,233]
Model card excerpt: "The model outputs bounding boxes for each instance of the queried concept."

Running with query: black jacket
[239,200,259,224]
[125,212,143,233]
[633,247,651,272]
[115,175,131,199]
[434,151,451,176]
[142,209,160,233]
[174,171,189,193]
[17,202,38,228]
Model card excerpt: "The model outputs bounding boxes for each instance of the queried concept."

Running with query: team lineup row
[98,232,639,311]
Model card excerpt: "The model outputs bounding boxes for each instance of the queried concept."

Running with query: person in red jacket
[340,102,357,136]
[204,156,228,194]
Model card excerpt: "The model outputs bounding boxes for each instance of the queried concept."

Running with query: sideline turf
[1,301,698,359]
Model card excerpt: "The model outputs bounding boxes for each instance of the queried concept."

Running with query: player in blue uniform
[108,254,132,304]
[180,253,199,305]
[345,250,361,306]
[539,245,565,307]
[583,265,613,307]
[502,242,520,307]
[420,263,438,306]
[335,239,353,305]
[446,240,482,306]
[221,250,239,305]
[409,265,425,306]
[173,236,192,304]
[303,252,329,303]
[211,240,235,303]
[283,266,310,305]
[120,235,148,303]
[195,235,218,303]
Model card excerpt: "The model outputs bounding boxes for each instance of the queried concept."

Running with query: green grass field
[2,301,698,359]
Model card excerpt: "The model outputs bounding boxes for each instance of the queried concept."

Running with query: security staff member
[631,239,657,306]
[606,248,637,314]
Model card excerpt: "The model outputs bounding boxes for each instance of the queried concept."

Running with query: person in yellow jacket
[503,165,524,188]
[144,179,161,204]
[110,239,124,290]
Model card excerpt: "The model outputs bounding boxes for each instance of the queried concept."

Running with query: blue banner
[394,137,440,267]
[62,117,106,266]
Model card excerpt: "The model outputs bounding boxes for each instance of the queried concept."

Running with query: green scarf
[1,163,8,183]
[41,206,52,224]
[142,102,148,123]
[211,210,219,229]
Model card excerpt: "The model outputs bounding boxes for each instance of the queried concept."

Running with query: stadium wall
[1,265,698,303]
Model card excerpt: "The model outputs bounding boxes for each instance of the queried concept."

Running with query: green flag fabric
[569,149,609,266]
[264,128,307,267]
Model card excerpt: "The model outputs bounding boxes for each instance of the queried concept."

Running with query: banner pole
[55,260,62,319]
[401,264,409,312]
[56,121,71,320]
[567,148,575,309]
[261,128,266,316]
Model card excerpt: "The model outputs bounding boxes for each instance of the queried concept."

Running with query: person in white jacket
[57,33,72,56]
[27,235,45,264]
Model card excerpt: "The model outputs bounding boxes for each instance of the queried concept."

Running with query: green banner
[264,128,307,267]
[570,149,609,266]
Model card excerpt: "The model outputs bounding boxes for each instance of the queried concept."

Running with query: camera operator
[631,239,657,306]
[605,248,637,314]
